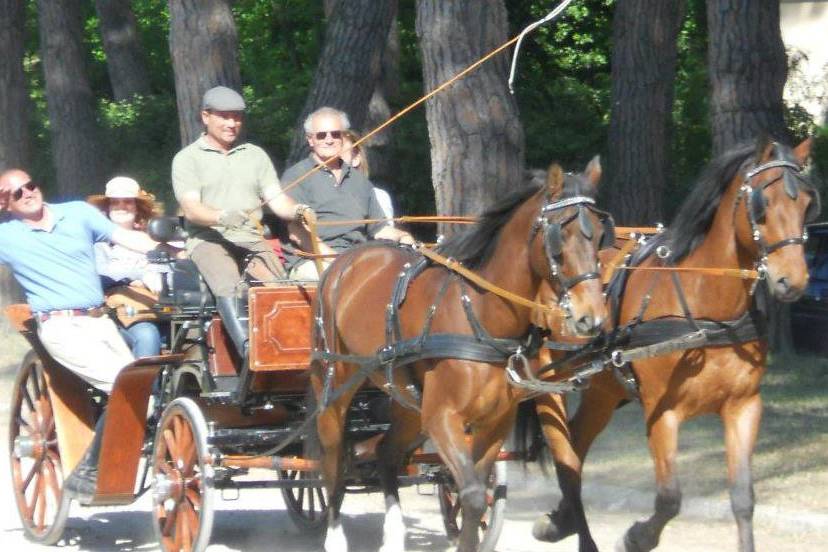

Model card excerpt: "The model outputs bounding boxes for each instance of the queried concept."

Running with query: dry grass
[560,351,828,512]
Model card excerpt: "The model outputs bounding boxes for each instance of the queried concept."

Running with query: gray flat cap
[202,86,246,111]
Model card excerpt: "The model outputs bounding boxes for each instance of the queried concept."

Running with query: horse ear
[546,163,564,196]
[583,155,602,190]
[754,134,774,163]
[792,137,813,166]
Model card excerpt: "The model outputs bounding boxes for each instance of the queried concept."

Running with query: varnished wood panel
[248,285,316,373]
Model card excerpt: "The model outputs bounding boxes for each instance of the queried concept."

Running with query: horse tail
[514,399,551,472]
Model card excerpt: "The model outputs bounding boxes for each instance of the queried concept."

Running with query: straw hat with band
[87,176,162,225]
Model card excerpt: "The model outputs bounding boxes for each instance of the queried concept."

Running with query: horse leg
[534,382,622,552]
[313,370,356,552]
[618,410,682,552]
[376,405,422,552]
[424,408,488,552]
[532,393,598,552]
[722,394,761,552]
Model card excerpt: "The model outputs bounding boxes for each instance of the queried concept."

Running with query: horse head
[735,137,819,301]
[529,156,612,336]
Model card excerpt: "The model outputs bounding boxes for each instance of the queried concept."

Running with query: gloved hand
[295,204,318,228]
[218,209,248,230]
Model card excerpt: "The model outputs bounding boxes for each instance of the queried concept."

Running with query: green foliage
[16,0,823,222]
[508,0,613,170]
[99,94,180,207]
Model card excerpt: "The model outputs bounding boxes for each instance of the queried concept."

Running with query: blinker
[578,207,594,239]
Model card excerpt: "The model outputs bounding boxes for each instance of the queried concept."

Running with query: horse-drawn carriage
[7,138,819,552]
[6,216,512,552]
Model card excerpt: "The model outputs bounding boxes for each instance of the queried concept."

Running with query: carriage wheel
[279,466,330,532]
[151,398,215,552]
[9,349,71,545]
[438,461,507,552]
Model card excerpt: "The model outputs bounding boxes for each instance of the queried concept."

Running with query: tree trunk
[606,0,687,226]
[95,0,152,101]
[37,0,105,197]
[324,0,400,193]
[0,0,30,172]
[168,0,242,146]
[287,0,396,165]
[707,0,790,154]
[416,0,524,231]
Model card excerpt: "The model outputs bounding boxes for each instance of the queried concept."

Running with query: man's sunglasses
[12,181,39,201]
[314,130,343,140]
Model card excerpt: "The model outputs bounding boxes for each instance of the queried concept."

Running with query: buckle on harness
[611,349,626,368]
[505,351,529,384]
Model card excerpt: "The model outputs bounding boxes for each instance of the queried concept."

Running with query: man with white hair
[281,106,414,280]
[172,85,316,360]
[0,168,162,501]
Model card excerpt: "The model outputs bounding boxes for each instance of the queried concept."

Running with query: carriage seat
[147,216,216,309]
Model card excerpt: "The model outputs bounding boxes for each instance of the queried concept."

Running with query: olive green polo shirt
[171,135,282,251]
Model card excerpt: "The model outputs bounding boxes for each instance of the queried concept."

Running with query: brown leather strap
[417,245,559,316]
[616,265,759,279]
[602,238,639,284]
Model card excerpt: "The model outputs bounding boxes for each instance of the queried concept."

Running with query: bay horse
[310,158,612,552]
[527,138,819,552]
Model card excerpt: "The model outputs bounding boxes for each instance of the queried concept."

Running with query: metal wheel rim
[438,461,507,551]
[9,351,70,544]
[151,397,214,552]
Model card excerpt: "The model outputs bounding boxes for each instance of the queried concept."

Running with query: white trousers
[37,315,134,393]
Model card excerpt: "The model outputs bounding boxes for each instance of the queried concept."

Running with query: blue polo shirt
[0,202,116,312]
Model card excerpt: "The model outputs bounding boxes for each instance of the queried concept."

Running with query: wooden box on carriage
[246,284,317,392]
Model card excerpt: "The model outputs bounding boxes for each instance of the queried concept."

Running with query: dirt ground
[1,347,826,551]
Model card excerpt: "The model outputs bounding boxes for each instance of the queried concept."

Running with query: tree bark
[37,0,105,197]
[287,0,396,165]
[95,0,152,101]
[168,0,242,146]
[323,0,400,193]
[0,0,30,172]
[606,0,686,226]
[707,0,790,154]
[416,0,524,230]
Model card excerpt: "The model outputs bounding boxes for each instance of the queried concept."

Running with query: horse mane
[655,142,759,263]
[437,172,594,269]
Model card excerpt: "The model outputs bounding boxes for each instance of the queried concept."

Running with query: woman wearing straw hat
[88,176,164,357]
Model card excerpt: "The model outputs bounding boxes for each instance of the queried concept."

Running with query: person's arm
[111,226,159,254]
[178,190,223,226]
[94,242,141,283]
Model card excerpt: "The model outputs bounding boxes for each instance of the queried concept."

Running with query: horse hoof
[532,512,573,543]
[615,521,656,552]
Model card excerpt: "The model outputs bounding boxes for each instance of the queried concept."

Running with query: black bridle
[736,157,820,276]
[530,193,615,318]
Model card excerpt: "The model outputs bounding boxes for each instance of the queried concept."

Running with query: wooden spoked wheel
[438,461,507,552]
[9,350,70,544]
[151,397,215,552]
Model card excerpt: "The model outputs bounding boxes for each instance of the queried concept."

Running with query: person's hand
[398,232,416,246]
[0,179,12,211]
[218,209,248,230]
[297,205,318,229]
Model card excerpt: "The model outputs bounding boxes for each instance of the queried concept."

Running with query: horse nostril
[775,277,791,295]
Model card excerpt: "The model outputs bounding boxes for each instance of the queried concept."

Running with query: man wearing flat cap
[172,85,314,360]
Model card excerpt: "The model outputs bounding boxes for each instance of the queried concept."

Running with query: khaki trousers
[37,315,134,393]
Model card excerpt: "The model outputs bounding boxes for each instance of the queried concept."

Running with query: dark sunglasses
[314,130,343,140]
[12,181,39,201]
